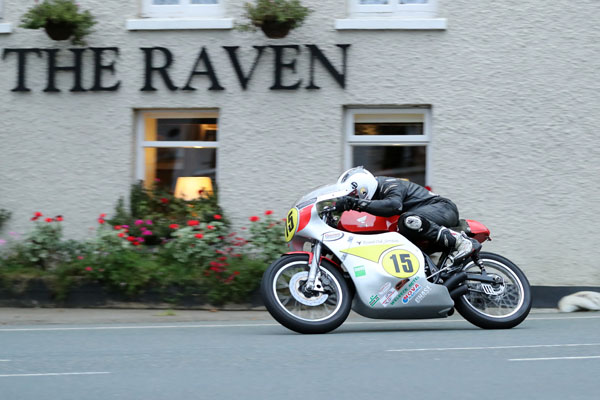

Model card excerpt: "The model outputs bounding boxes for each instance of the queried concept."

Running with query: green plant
[247,211,287,263]
[20,0,96,45]
[237,0,312,33]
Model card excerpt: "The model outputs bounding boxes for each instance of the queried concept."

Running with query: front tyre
[455,252,532,329]
[261,254,352,334]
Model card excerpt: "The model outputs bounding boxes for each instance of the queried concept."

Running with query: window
[344,109,431,186]
[0,0,10,34]
[350,0,438,18]
[141,0,224,18]
[137,111,219,198]
[337,0,445,30]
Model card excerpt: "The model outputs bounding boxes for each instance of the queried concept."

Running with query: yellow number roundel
[381,249,420,278]
[284,208,299,242]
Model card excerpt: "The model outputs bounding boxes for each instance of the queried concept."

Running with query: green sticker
[354,265,366,277]
[369,295,380,307]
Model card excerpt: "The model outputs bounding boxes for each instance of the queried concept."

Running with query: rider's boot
[437,227,478,266]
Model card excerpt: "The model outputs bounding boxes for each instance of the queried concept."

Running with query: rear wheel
[455,252,532,329]
[261,254,352,334]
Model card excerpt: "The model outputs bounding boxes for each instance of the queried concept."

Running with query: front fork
[305,240,324,292]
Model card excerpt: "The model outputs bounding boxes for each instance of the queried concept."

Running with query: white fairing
[288,186,454,319]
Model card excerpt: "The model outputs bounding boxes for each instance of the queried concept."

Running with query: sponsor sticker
[391,276,421,306]
[401,283,422,304]
[369,294,380,307]
[381,288,399,307]
[415,285,432,304]
[323,231,344,241]
[354,265,366,278]
[378,282,392,296]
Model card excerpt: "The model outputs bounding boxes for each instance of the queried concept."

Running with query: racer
[335,166,479,265]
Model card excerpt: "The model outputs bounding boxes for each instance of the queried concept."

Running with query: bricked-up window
[350,0,438,18]
[141,0,224,18]
[137,111,218,198]
[344,109,431,186]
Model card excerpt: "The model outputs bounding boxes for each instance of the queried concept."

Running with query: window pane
[191,0,218,3]
[400,0,428,4]
[355,123,423,136]
[152,118,217,142]
[352,146,426,185]
[145,148,216,193]
[360,1,389,4]
[153,0,180,4]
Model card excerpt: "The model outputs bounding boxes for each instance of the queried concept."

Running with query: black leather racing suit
[356,177,460,244]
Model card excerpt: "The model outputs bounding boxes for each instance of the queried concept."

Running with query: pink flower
[85,267,93,272]
[77,256,84,260]
[265,210,273,215]
[145,220,153,225]
[142,230,153,236]
[122,225,129,228]
[250,216,259,222]
[135,220,144,226]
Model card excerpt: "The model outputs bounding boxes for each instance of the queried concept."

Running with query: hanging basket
[44,21,75,41]
[259,19,295,39]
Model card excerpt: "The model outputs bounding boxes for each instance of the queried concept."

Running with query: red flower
[132,242,141,246]
[169,224,179,229]
[98,218,105,224]
[195,233,204,239]
[127,236,135,242]
[187,220,199,226]
[250,216,259,222]
[85,266,93,272]
[100,213,106,218]
[114,225,121,230]
[31,217,38,221]
[218,256,227,261]
[34,212,43,217]
[207,225,215,230]
[45,218,53,223]
[213,214,222,220]
[118,232,126,238]
[55,215,63,222]
[265,210,273,215]
[160,198,169,204]
[234,271,240,276]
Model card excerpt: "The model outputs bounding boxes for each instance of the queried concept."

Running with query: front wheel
[261,254,352,334]
[455,252,532,329]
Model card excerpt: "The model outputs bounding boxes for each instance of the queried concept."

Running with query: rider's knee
[398,213,430,235]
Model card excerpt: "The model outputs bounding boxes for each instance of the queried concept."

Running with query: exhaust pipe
[443,272,467,291]
[450,284,468,299]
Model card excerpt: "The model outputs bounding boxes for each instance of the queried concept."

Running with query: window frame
[141,0,225,18]
[135,110,220,186]
[349,0,438,18]
[344,108,432,185]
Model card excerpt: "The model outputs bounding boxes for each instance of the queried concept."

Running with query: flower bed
[0,183,287,307]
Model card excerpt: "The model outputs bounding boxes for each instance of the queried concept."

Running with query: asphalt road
[1,309,599,400]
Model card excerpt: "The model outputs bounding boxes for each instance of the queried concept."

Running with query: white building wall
[1,1,599,285]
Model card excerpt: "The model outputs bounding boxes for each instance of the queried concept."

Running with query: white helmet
[337,166,378,200]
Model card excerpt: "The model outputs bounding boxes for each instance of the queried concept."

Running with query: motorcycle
[261,183,532,334]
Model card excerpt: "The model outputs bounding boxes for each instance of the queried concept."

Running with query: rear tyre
[261,254,352,334]
[455,252,532,329]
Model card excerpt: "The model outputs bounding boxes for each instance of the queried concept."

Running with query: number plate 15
[381,249,419,278]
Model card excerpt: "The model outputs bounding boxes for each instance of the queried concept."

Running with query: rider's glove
[336,196,360,211]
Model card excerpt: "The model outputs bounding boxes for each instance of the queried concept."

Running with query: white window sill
[335,18,446,30]
[126,18,234,31]
[0,23,11,34]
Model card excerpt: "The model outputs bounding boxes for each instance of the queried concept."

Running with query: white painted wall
[1,1,599,285]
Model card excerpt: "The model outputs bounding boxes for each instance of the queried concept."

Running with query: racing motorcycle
[261,183,532,334]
